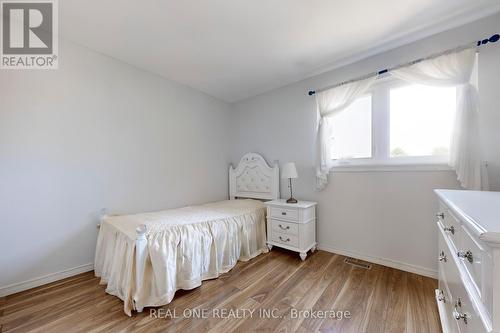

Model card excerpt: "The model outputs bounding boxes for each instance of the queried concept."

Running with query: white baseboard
[0,263,94,297]
[318,244,437,279]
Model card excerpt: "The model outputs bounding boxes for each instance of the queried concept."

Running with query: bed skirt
[94,199,268,315]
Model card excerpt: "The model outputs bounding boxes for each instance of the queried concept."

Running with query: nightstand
[264,199,317,260]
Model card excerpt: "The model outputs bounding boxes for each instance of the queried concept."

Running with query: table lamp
[281,162,298,203]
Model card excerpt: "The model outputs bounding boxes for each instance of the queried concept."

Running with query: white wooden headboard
[229,153,279,200]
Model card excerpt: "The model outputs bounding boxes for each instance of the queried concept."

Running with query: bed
[94,153,279,315]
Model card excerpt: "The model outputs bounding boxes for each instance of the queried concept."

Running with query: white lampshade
[281,162,298,179]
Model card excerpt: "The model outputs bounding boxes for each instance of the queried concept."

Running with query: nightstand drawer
[270,219,298,236]
[270,207,298,221]
[271,231,299,248]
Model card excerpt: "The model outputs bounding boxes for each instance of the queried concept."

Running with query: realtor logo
[1,0,58,69]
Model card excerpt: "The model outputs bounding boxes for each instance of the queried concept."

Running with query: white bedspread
[94,199,267,315]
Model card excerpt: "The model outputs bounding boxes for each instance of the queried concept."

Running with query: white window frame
[330,76,453,172]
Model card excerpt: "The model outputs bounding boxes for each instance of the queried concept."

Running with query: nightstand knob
[279,236,290,242]
[279,224,290,230]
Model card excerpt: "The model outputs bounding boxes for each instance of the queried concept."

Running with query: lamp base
[286,197,298,204]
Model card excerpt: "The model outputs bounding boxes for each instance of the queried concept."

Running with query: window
[329,95,372,160]
[329,78,458,169]
[390,85,456,158]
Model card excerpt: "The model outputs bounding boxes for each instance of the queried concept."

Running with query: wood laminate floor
[0,249,441,333]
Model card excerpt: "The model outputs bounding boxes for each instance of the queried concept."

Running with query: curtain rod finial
[478,34,499,46]
[308,90,316,96]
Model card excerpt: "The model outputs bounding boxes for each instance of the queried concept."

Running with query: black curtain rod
[308,33,500,96]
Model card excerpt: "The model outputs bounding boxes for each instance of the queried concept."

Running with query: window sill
[331,163,452,173]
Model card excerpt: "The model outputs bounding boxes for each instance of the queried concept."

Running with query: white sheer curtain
[315,76,376,190]
[391,47,485,190]
[314,47,485,191]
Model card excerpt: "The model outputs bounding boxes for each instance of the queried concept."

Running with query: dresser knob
[438,251,447,262]
[279,224,290,230]
[453,309,468,324]
[279,236,290,242]
[453,299,468,324]
[281,212,287,216]
[443,225,455,235]
[437,289,446,303]
[457,250,473,263]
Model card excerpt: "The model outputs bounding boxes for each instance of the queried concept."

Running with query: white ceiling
[61,1,500,102]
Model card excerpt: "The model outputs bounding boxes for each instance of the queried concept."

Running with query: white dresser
[435,189,500,333]
[264,199,317,261]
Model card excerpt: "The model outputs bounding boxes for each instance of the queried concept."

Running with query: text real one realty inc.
[150,308,352,320]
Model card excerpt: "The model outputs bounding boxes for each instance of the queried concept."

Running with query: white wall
[478,28,500,190]
[0,41,232,291]
[229,13,500,277]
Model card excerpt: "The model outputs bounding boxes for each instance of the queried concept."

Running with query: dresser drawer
[438,224,463,304]
[438,230,453,303]
[270,231,299,248]
[457,225,484,298]
[448,276,488,333]
[270,219,298,236]
[270,207,298,221]
[436,289,459,333]
[439,206,460,249]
